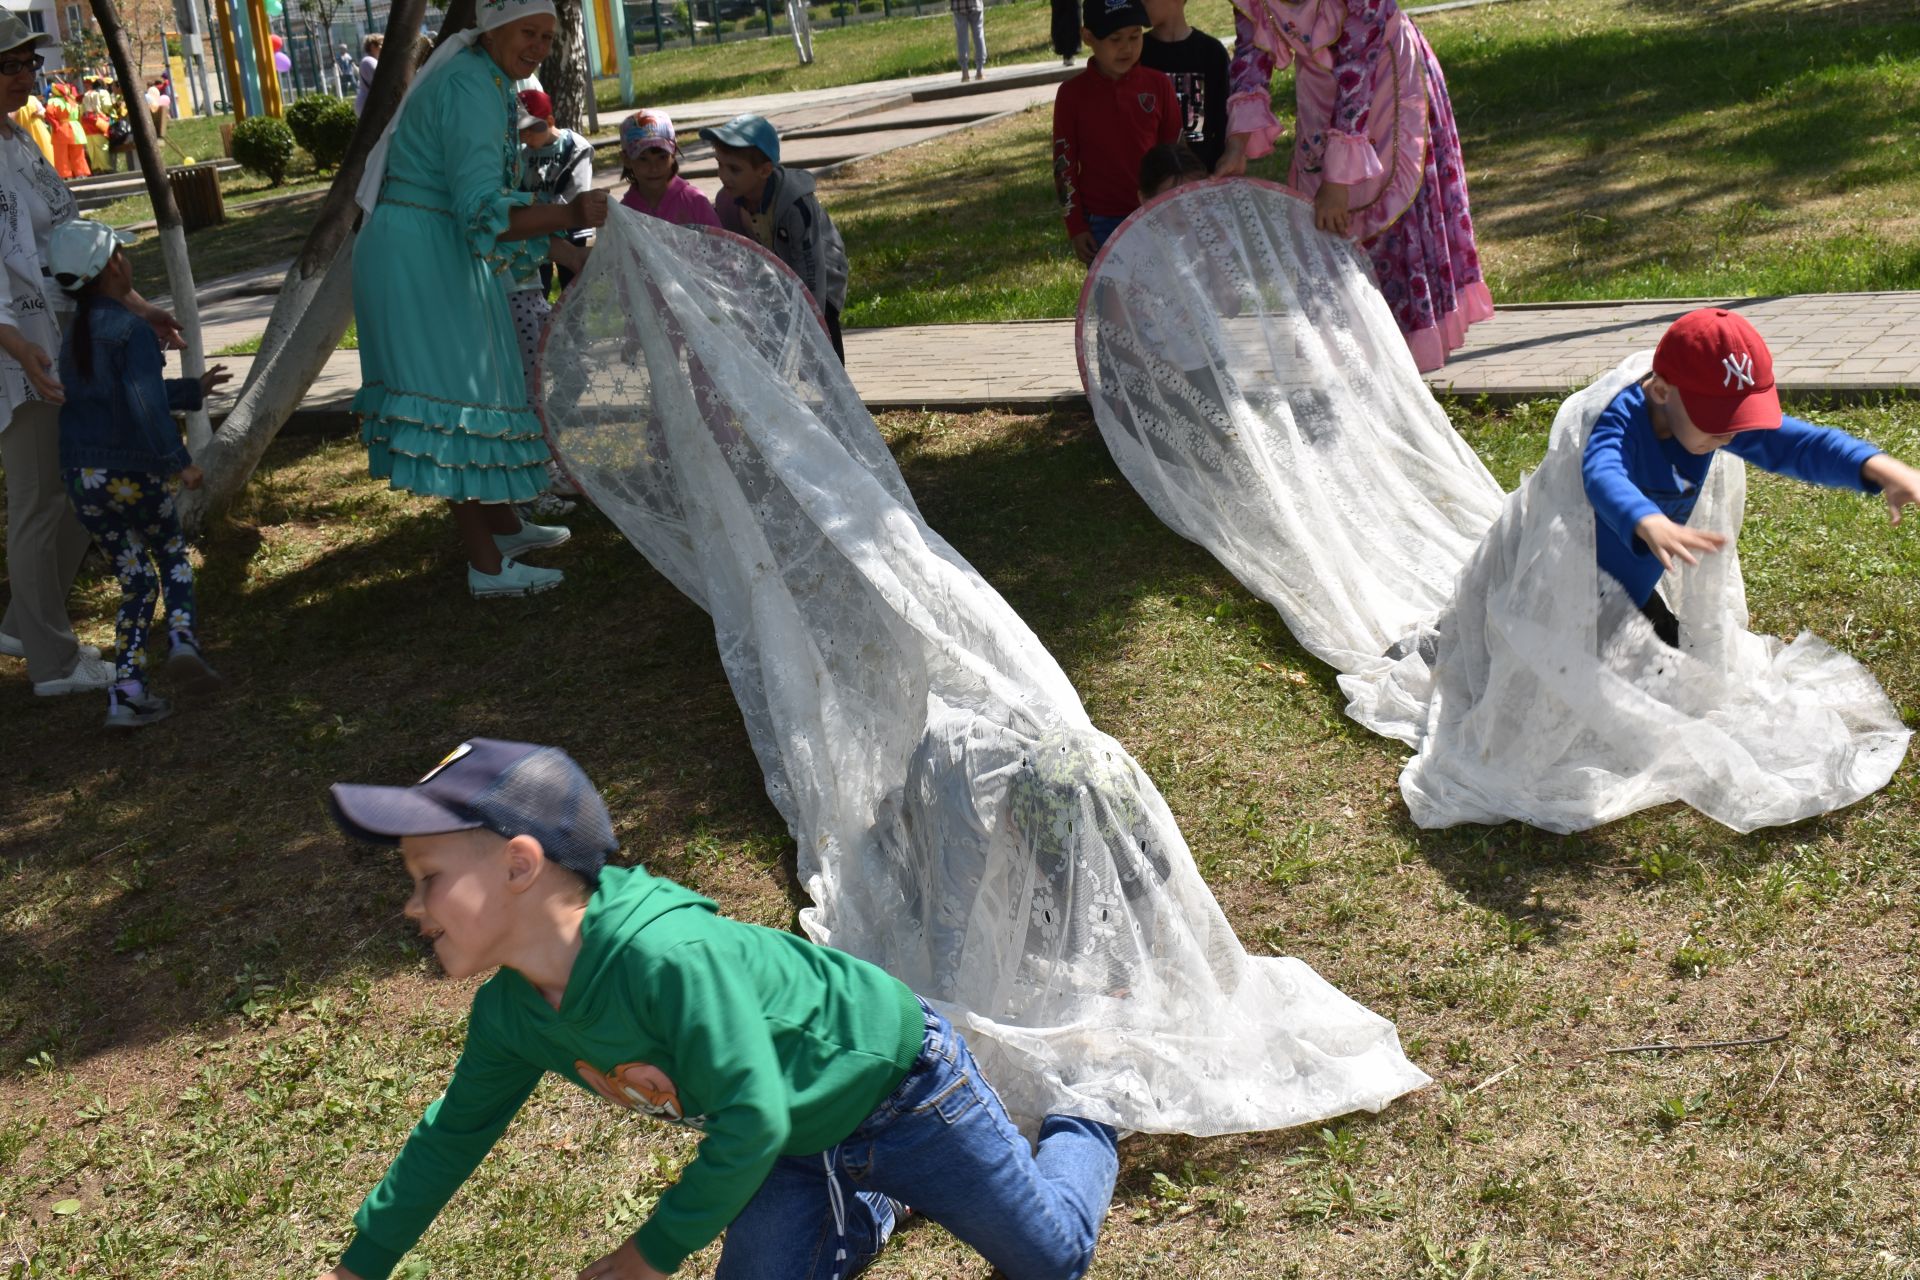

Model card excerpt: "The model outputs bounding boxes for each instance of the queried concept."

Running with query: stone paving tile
[225,293,1920,428]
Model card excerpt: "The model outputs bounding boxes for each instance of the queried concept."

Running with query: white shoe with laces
[494,521,572,562]
[164,639,225,696]
[2,633,101,662]
[104,684,172,729]
[470,560,565,598]
[33,653,116,696]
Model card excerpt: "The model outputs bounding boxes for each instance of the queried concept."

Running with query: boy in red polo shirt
[1052,0,1180,264]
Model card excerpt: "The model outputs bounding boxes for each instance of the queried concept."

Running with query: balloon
[269,33,283,49]
[264,0,283,13]
[273,51,291,71]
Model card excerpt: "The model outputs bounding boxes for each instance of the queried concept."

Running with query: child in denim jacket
[51,219,229,728]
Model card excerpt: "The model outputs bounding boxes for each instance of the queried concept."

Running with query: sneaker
[494,520,572,562]
[33,653,116,696]
[164,639,225,696]
[469,560,564,598]
[104,684,172,729]
[1,632,102,661]
[517,492,578,521]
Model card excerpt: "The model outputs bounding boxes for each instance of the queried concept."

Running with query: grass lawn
[151,0,1920,313]
[600,0,1065,108]
[3,392,1917,1277]
[831,0,1920,324]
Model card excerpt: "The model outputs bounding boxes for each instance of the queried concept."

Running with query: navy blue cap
[698,113,780,166]
[1083,0,1147,37]
[328,739,616,887]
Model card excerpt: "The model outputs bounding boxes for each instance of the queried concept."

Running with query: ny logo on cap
[1721,351,1755,390]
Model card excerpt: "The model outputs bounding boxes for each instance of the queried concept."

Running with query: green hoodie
[339,865,925,1278]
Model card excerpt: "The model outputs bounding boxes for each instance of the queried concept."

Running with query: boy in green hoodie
[317,738,1119,1280]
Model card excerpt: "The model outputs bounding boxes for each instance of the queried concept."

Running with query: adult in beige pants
[0,14,179,694]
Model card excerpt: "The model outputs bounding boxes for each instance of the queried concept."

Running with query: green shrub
[231,114,296,186]
[285,95,358,170]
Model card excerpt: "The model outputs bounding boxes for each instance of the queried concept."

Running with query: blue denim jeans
[714,1000,1119,1280]
[1087,214,1127,249]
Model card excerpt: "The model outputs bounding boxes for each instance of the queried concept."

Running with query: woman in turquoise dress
[352,0,607,597]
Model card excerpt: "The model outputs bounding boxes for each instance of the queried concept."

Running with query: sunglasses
[0,54,46,76]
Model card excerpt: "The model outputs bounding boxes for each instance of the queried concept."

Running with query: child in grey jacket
[702,114,850,362]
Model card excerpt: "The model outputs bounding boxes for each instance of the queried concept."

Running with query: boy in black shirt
[1140,0,1230,171]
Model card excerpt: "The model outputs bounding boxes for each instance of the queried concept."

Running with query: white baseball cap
[47,220,132,292]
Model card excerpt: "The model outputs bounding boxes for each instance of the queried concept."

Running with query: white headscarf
[354,0,558,214]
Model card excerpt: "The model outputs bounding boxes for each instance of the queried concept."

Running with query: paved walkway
[211,291,1920,428]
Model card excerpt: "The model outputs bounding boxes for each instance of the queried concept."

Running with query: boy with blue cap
[316,738,1119,1280]
[699,113,850,361]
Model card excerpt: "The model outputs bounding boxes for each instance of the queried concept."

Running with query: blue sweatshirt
[1582,382,1882,606]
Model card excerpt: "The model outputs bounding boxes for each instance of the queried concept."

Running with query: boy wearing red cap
[1584,308,1920,644]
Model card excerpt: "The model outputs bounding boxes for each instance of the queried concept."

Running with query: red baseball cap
[517,88,553,128]
[1651,308,1781,434]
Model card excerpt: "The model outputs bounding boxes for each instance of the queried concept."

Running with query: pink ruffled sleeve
[1321,0,1392,181]
[1226,4,1286,158]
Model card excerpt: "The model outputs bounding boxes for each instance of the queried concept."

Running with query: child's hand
[576,1238,668,1280]
[1070,231,1097,266]
[178,464,204,489]
[316,1268,364,1280]
[1862,454,1920,525]
[1635,512,1727,570]
[201,363,232,395]
[550,237,590,275]
[1214,134,1249,177]
[1313,182,1351,236]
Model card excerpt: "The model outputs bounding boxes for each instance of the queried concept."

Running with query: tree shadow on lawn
[887,405,1331,677]
[1444,9,1920,286]
[0,484,791,1070]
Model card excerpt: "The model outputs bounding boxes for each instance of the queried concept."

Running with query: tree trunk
[91,0,215,455]
[176,0,458,530]
[540,0,590,134]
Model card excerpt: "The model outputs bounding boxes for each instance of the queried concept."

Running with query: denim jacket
[57,295,203,475]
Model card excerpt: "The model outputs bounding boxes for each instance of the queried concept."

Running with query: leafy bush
[286,95,358,170]
[231,115,297,186]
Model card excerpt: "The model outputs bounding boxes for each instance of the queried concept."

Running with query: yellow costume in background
[12,94,54,164]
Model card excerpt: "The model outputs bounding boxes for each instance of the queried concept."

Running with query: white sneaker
[518,492,578,521]
[494,521,572,562]
[1,632,101,661]
[470,560,564,598]
[104,684,172,729]
[164,639,225,696]
[33,653,116,696]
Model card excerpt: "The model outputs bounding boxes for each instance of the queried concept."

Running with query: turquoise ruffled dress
[352,45,551,503]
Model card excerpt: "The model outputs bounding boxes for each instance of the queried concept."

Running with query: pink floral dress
[1227,0,1493,371]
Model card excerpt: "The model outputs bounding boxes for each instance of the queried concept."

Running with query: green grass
[830,0,1920,323]
[600,0,1063,107]
[213,322,357,357]
[2,394,1917,1277]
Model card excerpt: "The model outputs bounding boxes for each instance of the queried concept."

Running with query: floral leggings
[63,468,198,682]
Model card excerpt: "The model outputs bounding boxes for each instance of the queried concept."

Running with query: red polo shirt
[1051,61,1182,238]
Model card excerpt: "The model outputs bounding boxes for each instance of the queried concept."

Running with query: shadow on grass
[0,454,792,1069]
[1439,4,1920,292]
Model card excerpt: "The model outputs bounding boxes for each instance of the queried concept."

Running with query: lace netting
[536,209,1430,1134]
[1077,181,1909,833]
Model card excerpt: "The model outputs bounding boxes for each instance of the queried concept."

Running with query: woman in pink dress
[1215,0,1492,372]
